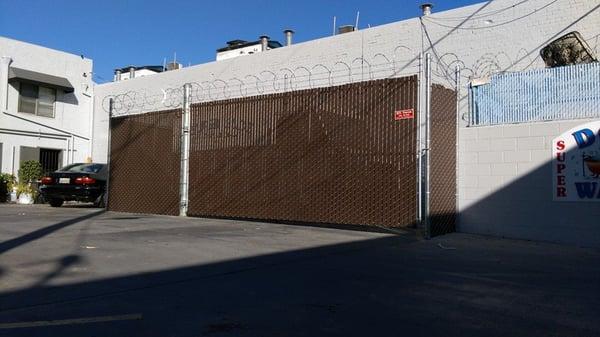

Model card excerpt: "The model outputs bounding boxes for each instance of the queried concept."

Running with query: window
[60,163,105,174]
[19,82,56,118]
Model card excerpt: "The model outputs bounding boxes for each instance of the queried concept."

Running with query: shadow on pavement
[0,233,598,337]
[0,210,104,255]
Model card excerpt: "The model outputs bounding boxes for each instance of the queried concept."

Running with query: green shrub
[1,173,16,189]
[18,161,43,184]
[0,173,15,202]
[16,183,37,199]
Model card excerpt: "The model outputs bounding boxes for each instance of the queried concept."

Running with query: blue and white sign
[553,121,600,201]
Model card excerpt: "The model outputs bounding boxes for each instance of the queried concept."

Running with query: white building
[216,37,283,61]
[113,65,164,82]
[0,36,95,177]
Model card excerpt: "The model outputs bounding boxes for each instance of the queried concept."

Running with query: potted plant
[17,161,43,205]
[0,173,16,203]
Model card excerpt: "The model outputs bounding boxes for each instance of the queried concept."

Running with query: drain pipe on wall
[65,137,70,165]
[0,57,11,111]
[179,83,191,216]
[71,134,75,164]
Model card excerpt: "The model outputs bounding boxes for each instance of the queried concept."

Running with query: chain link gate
[107,69,457,235]
[429,84,457,236]
[187,77,418,229]
[108,109,181,215]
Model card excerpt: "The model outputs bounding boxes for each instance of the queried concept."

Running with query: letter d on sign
[553,121,600,202]
[571,129,596,149]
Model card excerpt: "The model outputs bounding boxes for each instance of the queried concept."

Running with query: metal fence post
[423,53,432,239]
[179,84,191,216]
[455,65,461,220]
[105,98,114,209]
[416,53,423,229]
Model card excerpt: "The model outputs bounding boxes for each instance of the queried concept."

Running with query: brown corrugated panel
[188,76,418,228]
[108,109,181,215]
[429,84,457,236]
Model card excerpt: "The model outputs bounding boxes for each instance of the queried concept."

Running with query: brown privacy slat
[430,85,457,236]
[188,76,419,228]
[108,109,181,215]
[106,76,457,232]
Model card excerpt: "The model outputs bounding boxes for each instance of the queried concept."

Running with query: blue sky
[0,0,481,83]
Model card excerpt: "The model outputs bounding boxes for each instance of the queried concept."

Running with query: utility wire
[93,74,110,84]
[419,18,456,85]
[423,0,559,30]
[425,0,531,21]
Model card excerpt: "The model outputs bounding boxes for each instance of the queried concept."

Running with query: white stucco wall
[458,119,600,247]
[92,0,599,163]
[0,36,94,176]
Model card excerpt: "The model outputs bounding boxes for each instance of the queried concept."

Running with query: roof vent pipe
[260,35,270,51]
[114,69,122,82]
[284,29,294,46]
[338,25,355,34]
[420,3,433,16]
[128,66,135,79]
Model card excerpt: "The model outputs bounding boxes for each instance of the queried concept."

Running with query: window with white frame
[18,82,56,118]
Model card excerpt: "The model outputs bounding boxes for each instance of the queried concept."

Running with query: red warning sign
[394,109,414,121]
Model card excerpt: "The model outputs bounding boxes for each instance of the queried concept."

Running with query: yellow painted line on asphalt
[0,313,142,329]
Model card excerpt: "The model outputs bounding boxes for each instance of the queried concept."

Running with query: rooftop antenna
[332,16,337,35]
[355,11,360,30]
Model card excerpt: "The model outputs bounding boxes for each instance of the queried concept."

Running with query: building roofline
[216,40,283,53]
[114,65,164,73]
[0,35,93,63]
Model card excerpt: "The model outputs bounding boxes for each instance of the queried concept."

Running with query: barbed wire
[103,50,421,116]
[103,52,505,118]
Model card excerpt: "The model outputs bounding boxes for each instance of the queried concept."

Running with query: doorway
[39,148,62,174]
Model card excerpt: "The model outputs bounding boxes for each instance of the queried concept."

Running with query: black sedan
[39,163,107,207]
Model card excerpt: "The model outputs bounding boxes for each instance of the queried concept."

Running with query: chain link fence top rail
[187,77,419,228]
[469,62,600,126]
[108,109,181,215]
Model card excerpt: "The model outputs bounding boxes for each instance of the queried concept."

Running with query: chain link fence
[107,74,457,235]
[108,109,181,215]
[187,77,418,229]
[430,84,458,236]
[469,62,600,126]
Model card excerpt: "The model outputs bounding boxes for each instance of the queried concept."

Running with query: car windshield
[59,163,104,173]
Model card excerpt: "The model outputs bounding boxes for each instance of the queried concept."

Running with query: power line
[425,0,531,22]
[423,0,559,30]
[93,74,110,84]
[419,18,455,85]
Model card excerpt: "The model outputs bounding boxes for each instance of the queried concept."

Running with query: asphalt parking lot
[0,204,599,337]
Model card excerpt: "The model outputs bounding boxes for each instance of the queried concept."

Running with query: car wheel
[48,199,64,207]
